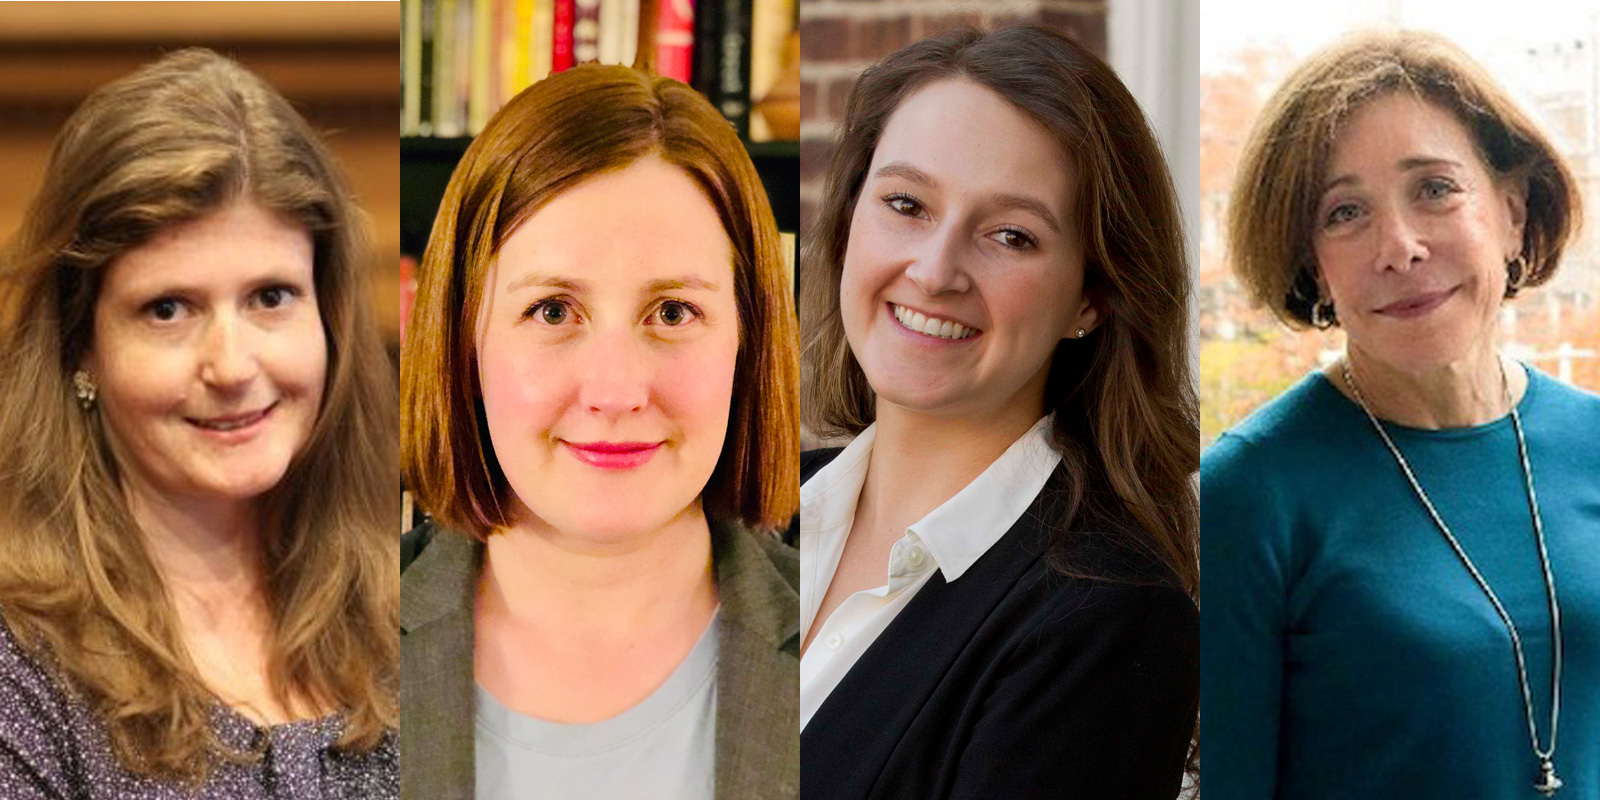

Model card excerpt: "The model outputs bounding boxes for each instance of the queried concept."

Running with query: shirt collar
[912,416,1060,581]
[799,416,1060,585]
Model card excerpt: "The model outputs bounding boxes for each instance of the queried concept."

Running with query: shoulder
[0,611,84,795]
[399,520,438,572]
[1002,572,1198,678]
[750,528,799,593]
[1525,366,1600,423]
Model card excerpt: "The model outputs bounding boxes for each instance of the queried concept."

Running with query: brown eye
[539,302,568,324]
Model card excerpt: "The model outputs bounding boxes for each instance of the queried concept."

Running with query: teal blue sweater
[1201,366,1600,798]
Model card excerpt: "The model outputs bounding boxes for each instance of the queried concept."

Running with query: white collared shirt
[798,415,1062,729]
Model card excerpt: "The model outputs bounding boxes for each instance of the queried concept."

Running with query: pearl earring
[1077,328,1086,338]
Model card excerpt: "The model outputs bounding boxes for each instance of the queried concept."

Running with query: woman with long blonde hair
[0,49,397,797]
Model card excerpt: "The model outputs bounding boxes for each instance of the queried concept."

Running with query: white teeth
[891,304,976,340]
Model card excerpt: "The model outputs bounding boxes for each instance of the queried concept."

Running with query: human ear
[1499,175,1529,260]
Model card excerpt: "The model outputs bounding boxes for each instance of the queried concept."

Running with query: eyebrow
[1321,156,1466,194]
[503,273,720,294]
[871,160,1062,233]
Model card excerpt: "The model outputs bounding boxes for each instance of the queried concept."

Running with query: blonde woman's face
[476,155,740,542]
[88,196,327,507]
[1312,93,1526,374]
[840,78,1096,421]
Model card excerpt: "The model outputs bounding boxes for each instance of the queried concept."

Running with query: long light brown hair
[802,25,1199,595]
[402,63,799,539]
[1229,30,1580,328]
[0,49,397,781]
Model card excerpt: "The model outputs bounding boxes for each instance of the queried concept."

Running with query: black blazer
[799,448,1198,800]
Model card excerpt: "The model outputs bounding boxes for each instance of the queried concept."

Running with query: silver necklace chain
[1340,360,1563,796]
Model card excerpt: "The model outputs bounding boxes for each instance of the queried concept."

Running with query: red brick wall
[798,0,1109,235]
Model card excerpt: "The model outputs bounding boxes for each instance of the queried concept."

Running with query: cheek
[477,334,572,440]
[655,337,739,439]
[267,318,330,402]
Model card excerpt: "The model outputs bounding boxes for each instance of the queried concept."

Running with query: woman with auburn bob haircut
[1204,31,1600,799]
[799,25,1198,799]
[400,63,799,799]
[0,50,397,797]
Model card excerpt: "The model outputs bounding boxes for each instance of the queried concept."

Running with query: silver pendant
[1536,758,1562,796]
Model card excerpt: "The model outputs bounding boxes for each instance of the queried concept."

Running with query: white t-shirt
[798,416,1061,729]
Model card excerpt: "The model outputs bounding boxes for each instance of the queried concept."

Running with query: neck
[124,481,267,604]
[481,501,718,640]
[1337,343,1525,429]
[864,387,1047,534]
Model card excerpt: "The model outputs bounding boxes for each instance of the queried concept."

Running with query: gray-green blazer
[399,519,799,799]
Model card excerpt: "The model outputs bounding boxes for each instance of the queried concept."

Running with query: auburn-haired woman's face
[476,155,740,541]
[840,78,1095,420]
[87,196,328,506]
[1312,92,1525,374]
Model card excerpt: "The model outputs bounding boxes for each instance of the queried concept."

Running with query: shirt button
[826,632,843,651]
[906,547,925,567]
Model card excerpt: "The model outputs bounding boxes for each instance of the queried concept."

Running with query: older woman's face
[88,196,327,507]
[1313,92,1526,374]
[477,155,739,541]
[840,78,1094,421]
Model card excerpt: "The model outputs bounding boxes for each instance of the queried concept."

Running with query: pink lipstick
[563,441,662,470]
[1376,287,1457,319]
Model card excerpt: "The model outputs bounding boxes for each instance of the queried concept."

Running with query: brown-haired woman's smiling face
[839,77,1096,421]
[1313,92,1527,374]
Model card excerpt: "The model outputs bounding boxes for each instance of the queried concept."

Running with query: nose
[577,326,650,417]
[1373,205,1429,273]
[199,312,260,390]
[904,224,972,295]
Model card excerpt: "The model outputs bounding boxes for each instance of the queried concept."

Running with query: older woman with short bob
[0,50,397,797]
[400,63,799,799]
[1203,30,1600,799]
[799,25,1198,799]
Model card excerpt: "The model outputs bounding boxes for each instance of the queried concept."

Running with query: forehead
[493,155,735,288]
[870,77,1074,211]
[102,197,313,294]
[1327,92,1485,176]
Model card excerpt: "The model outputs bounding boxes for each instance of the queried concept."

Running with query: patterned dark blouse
[0,618,397,799]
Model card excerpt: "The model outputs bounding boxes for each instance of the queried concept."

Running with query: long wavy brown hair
[802,25,1198,595]
[0,49,397,782]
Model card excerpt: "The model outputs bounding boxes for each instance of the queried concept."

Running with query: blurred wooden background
[0,1,402,354]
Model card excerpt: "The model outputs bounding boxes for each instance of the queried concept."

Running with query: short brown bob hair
[402,63,799,539]
[1229,30,1581,328]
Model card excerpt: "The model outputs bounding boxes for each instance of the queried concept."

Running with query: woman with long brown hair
[0,49,397,797]
[799,24,1199,799]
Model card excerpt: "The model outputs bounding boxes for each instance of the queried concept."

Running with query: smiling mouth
[1376,287,1458,318]
[890,303,980,340]
[187,403,277,432]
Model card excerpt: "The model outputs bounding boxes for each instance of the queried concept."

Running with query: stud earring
[72,369,97,411]
[1077,328,1086,338]
[1310,299,1337,330]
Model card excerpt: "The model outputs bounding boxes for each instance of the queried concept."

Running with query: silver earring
[1310,299,1336,330]
[72,369,97,411]
[1077,328,1087,338]
[1506,255,1528,296]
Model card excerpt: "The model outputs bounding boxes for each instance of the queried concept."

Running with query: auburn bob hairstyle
[1229,29,1581,328]
[801,25,1199,596]
[402,63,800,539]
[0,49,398,780]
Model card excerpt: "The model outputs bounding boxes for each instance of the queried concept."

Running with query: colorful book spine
[718,0,752,137]
[690,0,720,98]
[531,0,554,81]
[433,0,461,136]
[419,0,435,134]
[576,0,601,64]
[657,0,694,83]
[552,0,576,71]
[403,0,422,134]
[469,0,494,132]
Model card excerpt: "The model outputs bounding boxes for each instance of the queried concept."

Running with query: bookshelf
[400,136,798,257]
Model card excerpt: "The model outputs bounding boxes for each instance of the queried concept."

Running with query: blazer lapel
[800,498,1051,798]
[713,520,801,800]
[400,526,480,800]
